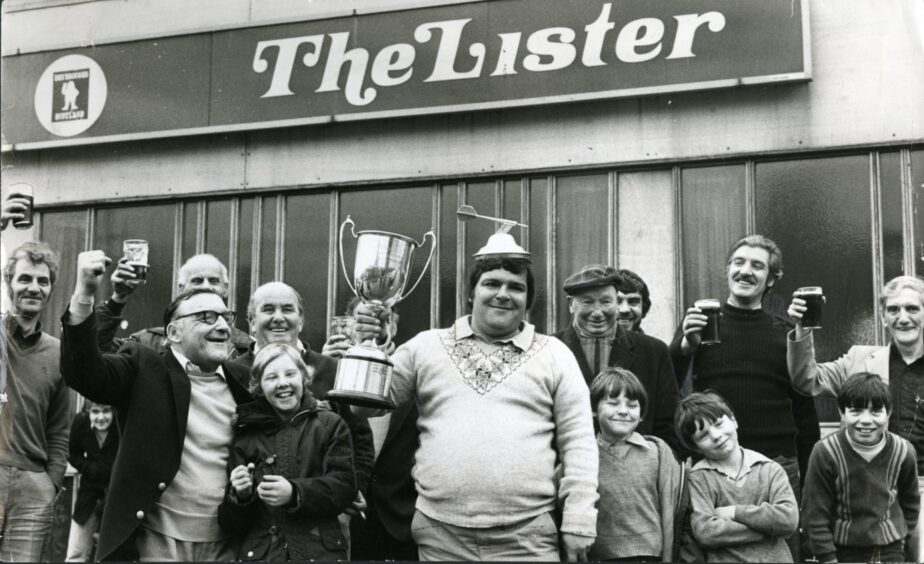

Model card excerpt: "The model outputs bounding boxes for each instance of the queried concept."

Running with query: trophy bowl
[328,216,435,409]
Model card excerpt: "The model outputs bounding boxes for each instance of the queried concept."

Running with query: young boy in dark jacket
[218,344,356,561]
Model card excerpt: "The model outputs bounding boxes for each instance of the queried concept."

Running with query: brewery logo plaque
[33,54,107,137]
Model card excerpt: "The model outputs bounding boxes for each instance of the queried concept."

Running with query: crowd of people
[1,194,924,562]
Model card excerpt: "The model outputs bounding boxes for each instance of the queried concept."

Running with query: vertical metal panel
[227,198,241,313]
[327,191,340,328]
[456,182,467,319]
[608,171,617,267]
[172,203,183,298]
[275,194,285,281]
[879,151,906,281]
[430,184,441,329]
[617,169,677,342]
[869,152,884,344]
[672,166,684,326]
[250,196,263,290]
[547,176,557,331]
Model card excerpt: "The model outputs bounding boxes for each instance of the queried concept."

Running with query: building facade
[2,0,922,366]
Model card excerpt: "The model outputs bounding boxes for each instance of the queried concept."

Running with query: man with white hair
[96,253,252,356]
[788,275,924,561]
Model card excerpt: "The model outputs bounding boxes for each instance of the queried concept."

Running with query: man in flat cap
[555,264,680,450]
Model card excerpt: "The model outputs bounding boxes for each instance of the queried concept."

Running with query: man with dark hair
[555,264,680,449]
[61,250,251,561]
[354,249,598,561]
[616,268,652,333]
[0,240,71,562]
[670,234,820,560]
[96,253,252,356]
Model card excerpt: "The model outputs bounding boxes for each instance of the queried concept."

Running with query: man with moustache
[555,264,680,449]
[670,235,820,558]
[0,241,71,562]
[354,239,598,561]
[787,275,924,560]
[96,253,252,356]
[61,250,251,561]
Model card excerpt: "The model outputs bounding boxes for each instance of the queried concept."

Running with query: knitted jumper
[802,430,919,562]
[671,304,816,459]
[0,326,70,487]
[384,317,599,537]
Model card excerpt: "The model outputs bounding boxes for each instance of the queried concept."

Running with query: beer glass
[695,298,722,345]
[7,183,34,229]
[794,286,825,329]
[122,239,149,284]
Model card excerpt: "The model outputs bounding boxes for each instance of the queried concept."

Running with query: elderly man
[61,250,251,561]
[96,253,251,356]
[615,268,652,333]
[555,264,679,449]
[787,275,924,560]
[355,251,598,561]
[0,241,70,562]
[231,281,374,491]
[670,234,819,558]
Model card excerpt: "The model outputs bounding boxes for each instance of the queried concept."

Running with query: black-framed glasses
[173,310,236,325]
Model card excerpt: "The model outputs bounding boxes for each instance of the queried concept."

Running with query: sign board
[1,0,811,150]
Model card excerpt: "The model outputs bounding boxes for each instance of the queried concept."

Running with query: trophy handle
[339,216,359,297]
[398,230,436,302]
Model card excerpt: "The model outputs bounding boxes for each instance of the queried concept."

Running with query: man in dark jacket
[554,264,680,450]
[61,250,252,561]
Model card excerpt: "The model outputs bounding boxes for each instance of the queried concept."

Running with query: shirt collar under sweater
[6,316,44,348]
[453,315,534,351]
[597,431,651,453]
[169,347,226,381]
[692,447,771,480]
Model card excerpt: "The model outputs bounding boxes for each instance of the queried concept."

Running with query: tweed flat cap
[562,264,621,294]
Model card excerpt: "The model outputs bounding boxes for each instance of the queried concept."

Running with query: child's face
[88,405,113,432]
[260,355,304,416]
[692,415,739,461]
[596,392,641,443]
[841,403,889,446]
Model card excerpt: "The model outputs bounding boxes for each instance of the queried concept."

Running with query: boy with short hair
[802,373,919,563]
[676,392,798,563]
[589,367,681,561]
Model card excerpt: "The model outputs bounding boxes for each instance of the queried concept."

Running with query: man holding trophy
[342,214,598,561]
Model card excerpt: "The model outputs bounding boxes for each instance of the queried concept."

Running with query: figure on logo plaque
[327,216,435,409]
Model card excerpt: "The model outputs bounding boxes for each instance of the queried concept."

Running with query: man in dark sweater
[555,264,680,450]
[669,234,820,559]
[0,241,71,562]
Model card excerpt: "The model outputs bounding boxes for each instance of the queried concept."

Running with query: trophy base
[327,389,396,410]
[330,344,397,411]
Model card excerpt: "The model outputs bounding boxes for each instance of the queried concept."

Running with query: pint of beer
[7,183,34,229]
[794,286,825,329]
[695,298,722,345]
[122,239,149,284]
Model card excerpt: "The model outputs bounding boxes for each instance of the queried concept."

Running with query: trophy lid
[457,205,530,262]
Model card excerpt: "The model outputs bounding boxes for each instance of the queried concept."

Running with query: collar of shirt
[572,320,618,342]
[453,315,534,351]
[597,432,651,452]
[890,341,924,367]
[692,447,771,480]
[10,319,43,347]
[170,347,227,381]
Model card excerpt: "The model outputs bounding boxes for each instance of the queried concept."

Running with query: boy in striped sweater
[802,372,920,563]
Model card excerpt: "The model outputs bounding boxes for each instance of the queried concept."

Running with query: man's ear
[567,296,576,315]
[165,320,182,344]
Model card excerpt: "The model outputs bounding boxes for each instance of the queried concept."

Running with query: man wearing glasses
[61,250,251,561]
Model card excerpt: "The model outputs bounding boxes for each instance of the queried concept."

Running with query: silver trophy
[328,216,435,409]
